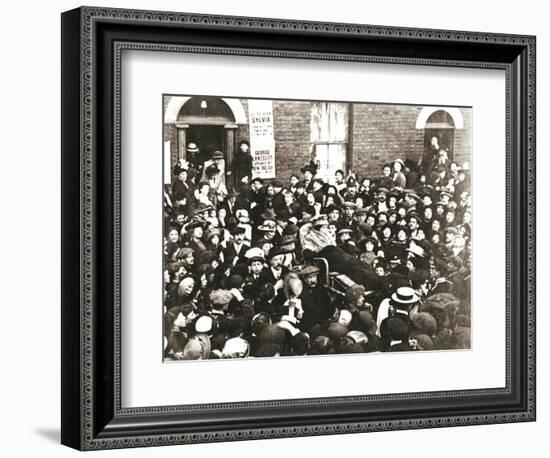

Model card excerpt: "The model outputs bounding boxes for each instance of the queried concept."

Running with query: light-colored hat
[186,142,199,153]
[347,330,369,345]
[245,247,265,260]
[235,208,250,223]
[209,289,233,306]
[222,337,250,358]
[391,287,419,306]
[195,315,214,333]
[258,219,277,231]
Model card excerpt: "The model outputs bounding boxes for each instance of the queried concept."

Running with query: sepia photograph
[162,95,472,361]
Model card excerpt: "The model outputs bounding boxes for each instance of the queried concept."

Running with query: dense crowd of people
[163,139,471,360]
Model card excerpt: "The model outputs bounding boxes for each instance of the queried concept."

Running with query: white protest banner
[248,99,276,179]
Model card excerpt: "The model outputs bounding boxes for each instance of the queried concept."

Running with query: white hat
[391,287,419,305]
[195,315,213,333]
[222,338,250,359]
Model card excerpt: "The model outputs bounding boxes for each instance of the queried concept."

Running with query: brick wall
[351,104,421,178]
[163,95,472,182]
[454,109,472,166]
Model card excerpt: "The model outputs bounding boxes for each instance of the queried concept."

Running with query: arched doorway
[417,107,462,173]
[174,96,240,187]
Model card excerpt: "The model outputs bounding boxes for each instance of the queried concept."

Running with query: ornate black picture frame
[61,6,536,450]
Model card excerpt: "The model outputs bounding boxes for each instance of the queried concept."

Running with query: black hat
[267,246,284,259]
[226,274,244,289]
[388,189,401,199]
[205,164,220,177]
[230,226,247,236]
[326,204,342,214]
[189,204,213,218]
[185,221,203,233]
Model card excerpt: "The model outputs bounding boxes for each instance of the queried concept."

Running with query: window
[310,102,350,183]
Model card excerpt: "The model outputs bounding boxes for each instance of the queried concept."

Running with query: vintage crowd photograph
[162,95,472,361]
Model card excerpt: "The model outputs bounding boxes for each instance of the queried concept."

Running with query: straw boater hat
[186,142,199,153]
[391,287,419,308]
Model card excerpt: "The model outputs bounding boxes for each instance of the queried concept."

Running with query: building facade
[163,95,472,185]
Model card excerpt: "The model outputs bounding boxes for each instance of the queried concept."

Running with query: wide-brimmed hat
[258,219,277,231]
[211,150,224,160]
[266,246,284,259]
[230,225,247,236]
[235,208,250,223]
[204,228,221,241]
[184,221,203,233]
[391,286,419,306]
[189,204,213,218]
[176,247,194,260]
